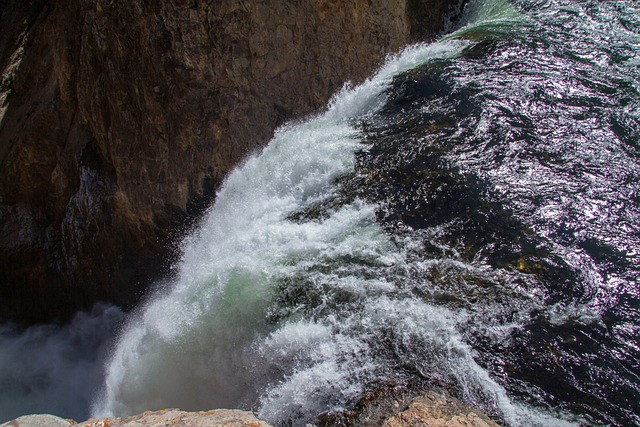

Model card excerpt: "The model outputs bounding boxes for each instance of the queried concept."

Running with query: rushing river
[2,0,639,425]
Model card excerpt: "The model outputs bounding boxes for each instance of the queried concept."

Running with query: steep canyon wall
[0,0,461,323]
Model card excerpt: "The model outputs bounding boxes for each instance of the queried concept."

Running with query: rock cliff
[0,0,462,323]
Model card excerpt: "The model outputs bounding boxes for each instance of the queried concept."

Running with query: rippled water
[1,0,639,425]
[349,0,640,424]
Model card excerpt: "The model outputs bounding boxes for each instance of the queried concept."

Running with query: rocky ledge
[1,391,501,427]
[1,410,267,427]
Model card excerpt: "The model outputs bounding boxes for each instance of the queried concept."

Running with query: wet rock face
[0,0,461,324]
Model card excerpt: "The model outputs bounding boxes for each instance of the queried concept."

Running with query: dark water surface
[350,0,640,424]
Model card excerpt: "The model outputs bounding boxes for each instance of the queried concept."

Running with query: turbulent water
[2,0,639,425]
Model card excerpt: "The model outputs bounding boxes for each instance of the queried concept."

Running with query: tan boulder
[0,414,74,427]
[383,391,501,427]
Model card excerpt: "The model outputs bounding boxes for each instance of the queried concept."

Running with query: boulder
[0,0,463,323]
[1,393,500,427]
[0,414,74,427]
[383,391,501,427]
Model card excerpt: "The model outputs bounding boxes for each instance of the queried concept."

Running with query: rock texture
[383,391,501,427]
[1,393,500,427]
[1,410,272,427]
[0,414,74,427]
[318,384,502,427]
[0,0,462,323]
[79,409,272,427]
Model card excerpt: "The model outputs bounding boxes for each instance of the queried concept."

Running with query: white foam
[92,12,577,426]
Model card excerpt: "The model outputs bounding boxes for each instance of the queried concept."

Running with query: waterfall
[92,2,578,425]
[2,0,638,425]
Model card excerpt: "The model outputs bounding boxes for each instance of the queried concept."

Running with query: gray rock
[0,414,73,427]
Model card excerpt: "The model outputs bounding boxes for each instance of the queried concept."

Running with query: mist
[0,304,124,423]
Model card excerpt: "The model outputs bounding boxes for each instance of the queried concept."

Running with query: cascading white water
[93,47,576,427]
[91,2,580,426]
[91,39,470,419]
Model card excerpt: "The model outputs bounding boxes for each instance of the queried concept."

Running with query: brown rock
[78,409,272,427]
[1,397,498,427]
[1,410,271,427]
[0,0,463,323]
[383,391,501,427]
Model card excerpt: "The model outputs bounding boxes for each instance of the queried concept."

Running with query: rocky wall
[0,0,462,323]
